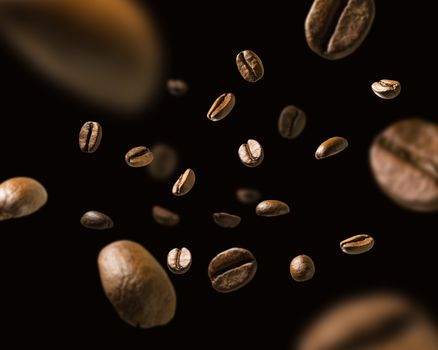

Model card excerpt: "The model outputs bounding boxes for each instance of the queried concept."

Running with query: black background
[1,0,437,348]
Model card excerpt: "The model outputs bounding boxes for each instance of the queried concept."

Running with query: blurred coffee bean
[167,79,188,96]
[79,121,102,153]
[236,188,261,204]
[148,143,178,181]
[152,206,180,227]
[212,212,241,228]
[80,210,113,230]
[278,105,307,140]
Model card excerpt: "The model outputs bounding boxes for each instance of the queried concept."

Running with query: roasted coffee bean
[305,0,376,60]
[340,234,374,255]
[147,143,178,180]
[290,255,315,282]
[236,50,264,82]
[172,168,196,196]
[152,206,180,227]
[207,93,235,122]
[278,105,307,139]
[236,188,262,204]
[315,136,348,159]
[167,247,192,274]
[80,210,114,230]
[79,121,102,153]
[0,177,47,221]
[370,118,438,212]
[208,247,257,293]
[167,79,188,96]
[256,200,290,217]
[372,79,401,99]
[125,146,154,167]
[238,139,264,167]
[212,212,241,228]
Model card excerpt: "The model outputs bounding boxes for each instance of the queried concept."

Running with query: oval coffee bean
[167,79,188,96]
[236,50,264,82]
[290,255,315,282]
[98,240,176,328]
[208,247,257,293]
[80,210,114,230]
[305,0,376,60]
[278,105,307,140]
[0,177,47,221]
[147,143,178,180]
[315,136,348,159]
[172,168,196,196]
[340,234,374,255]
[238,139,264,167]
[236,188,262,204]
[207,93,235,122]
[167,247,192,274]
[370,118,438,212]
[79,121,102,153]
[256,200,290,217]
[152,206,180,227]
[371,79,401,99]
[212,212,242,228]
[125,146,154,168]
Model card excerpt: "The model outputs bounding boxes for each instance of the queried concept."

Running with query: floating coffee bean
[148,143,178,180]
[80,210,114,230]
[172,168,196,196]
[278,105,307,139]
[79,121,102,153]
[290,255,315,282]
[340,234,374,255]
[305,0,376,60]
[236,50,264,82]
[167,247,192,274]
[167,79,188,96]
[98,240,176,328]
[370,118,438,212]
[371,79,401,99]
[256,200,290,217]
[236,188,262,204]
[315,136,348,159]
[238,139,264,167]
[152,206,180,227]
[208,247,257,293]
[207,93,235,122]
[125,146,154,168]
[212,212,241,228]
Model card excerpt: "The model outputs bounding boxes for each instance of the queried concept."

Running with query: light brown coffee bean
[97,240,176,328]
[372,79,401,99]
[236,188,262,204]
[238,139,264,167]
[340,234,375,255]
[256,200,290,217]
[167,247,192,274]
[152,206,180,227]
[147,143,178,180]
[125,146,154,167]
[278,105,307,139]
[212,212,241,228]
[172,168,195,196]
[167,79,188,96]
[207,93,235,122]
[290,255,315,282]
[315,136,348,159]
[79,121,102,153]
[236,50,264,82]
[80,210,114,230]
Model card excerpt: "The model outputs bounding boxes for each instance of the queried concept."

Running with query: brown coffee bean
[97,240,176,328]
[315,136,348,159]
[305,0,376,60]
[207,93,235,122]
[167,79,188,96]
[212,212,241,228]
[256,200,290,217]
[79,121,102,153]
[278,105,307,139]
[147,143,178,180]
[80,210,114,230]
[125,146,154,168]
[372,79,401,99]
[236,188,262,204]
[208,247,257,293]
[236,50,264,82]
[238,139,264,167]
[167,247,192,274]
[172,168,195,196]
[152,206,180,227]
[370,118,438,212]
[0,177,47,221]
[290,255,315,282]
[340,234,374,255]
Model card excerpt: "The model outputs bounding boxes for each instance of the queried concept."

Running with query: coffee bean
[167,79,188,96]
[208,247,257,293]
[256,200,290,217]
[125,146,154,168]
[172,168,196,196]
[236,188,262,204]
[79,121,102,153]
[305,0,376,60]
[236,50,264,82]
[0,177,47,221]
[147,143,178,180]
[80,210,114,230]
[370,118,438,212]
[290,255,315,282]
[372,79,401,99]
[212,212,241,228]
[152,206,180,227]
[167,247,192,274]
[340,234,374,255]
[98,240,176,328]
[238,139,264,167]
[315,136,348,159]
[278,105,307,140]
[207,93,236,122]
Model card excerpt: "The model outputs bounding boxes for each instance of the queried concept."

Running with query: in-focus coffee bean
[80,210,114,230]
[305,0,376,60]
[172,168,196,196]
[256,200,290,217]
[238,139,264,167]
[167,247,192,274]
[290,255,315,282]
[152,206,180,227]
[340,234,374,255]
[79,121,102,153]
[98,240,176,328]
[278,105,307,139]
[148,143,178,180]
[236,188,262,204]
[370,118,438,212]
[167,79,188,96]
[208,247,257,293]
[236,50,264,82]
[207,93,235,122]
[315,136,348,159]
[212,212,241,228]
[125,146,154,167]
[371,79,401,99]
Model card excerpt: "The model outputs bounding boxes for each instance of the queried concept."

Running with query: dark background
[1,0,437,348]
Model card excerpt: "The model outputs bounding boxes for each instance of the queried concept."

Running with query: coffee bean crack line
[211,255,255,279]
[244,144,256,161]
[240,54,257,81]
[322,0,350,55]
